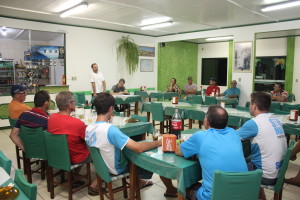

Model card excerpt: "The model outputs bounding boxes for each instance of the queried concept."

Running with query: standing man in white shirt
[90,63,106,97]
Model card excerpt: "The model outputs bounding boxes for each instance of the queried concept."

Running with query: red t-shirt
[48,113,89,164]
[206,85,220,96]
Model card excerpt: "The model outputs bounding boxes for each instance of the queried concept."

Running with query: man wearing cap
[8,85,31,119]
[184,76,197,97]
[206,78,220,97]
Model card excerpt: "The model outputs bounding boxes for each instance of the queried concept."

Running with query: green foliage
[116,35,139,74]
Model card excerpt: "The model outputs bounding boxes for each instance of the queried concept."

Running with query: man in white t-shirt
[237,92,287,200]
[90,63,106,97]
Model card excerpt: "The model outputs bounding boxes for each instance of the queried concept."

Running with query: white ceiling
[0,0,300,37]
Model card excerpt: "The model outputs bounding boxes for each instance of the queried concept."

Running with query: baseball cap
[11,85,26,96]
[209,78,216,81]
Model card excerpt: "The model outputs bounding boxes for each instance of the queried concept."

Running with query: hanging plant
[273,58,286,70]
[116,35,139,74]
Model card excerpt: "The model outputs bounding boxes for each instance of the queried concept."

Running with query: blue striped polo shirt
[15,107,49,129]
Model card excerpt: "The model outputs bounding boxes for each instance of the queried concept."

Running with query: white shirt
[90,71,105,93]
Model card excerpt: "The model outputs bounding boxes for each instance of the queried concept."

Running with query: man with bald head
[175,105,247,200]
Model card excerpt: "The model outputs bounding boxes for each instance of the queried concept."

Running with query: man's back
[180,127,247,200]
[15,108,48,129]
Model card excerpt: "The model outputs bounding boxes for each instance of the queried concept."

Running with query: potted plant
[116,35,139,74]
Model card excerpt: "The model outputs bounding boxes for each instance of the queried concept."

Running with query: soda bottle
[172,109,182,139]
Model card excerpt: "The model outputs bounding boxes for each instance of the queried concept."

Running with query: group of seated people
[167,76,290,103]
[7,83,297,200]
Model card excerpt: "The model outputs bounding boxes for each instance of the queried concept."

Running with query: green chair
[282,124,300,145]
[49,100,56,109]
[0,151,12,175]
[0,103,9,119]
[14,169,37,200]
[75,92,86,106]
[228,116,242,129]
[88,146,129,200]
[287,93,295,102]
[150,102,170,134]
[245,101,250,108]
[270,102,281,113]
[211,170,262,200]
[9,117,24,170]
[24,102,35,108]
[20,126,47,183]
[185,110,205,129]
[191,95,203,105]
[236,105,249,112]
[44,131,91,200]
[282,104,300,113]
[240,117,251,126]
[261,141,295,200]
[273,109,289,115]
[205,96,217,105]
[130,114,147,122]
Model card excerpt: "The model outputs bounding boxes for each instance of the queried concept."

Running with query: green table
[119,121,153,138]
[123,145,201,198]
[150,92,179,100]
[0,168,29,200]
[216,97,238,105]
[113,95,142,116]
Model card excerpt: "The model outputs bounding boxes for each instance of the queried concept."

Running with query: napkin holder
[162,134,176,153]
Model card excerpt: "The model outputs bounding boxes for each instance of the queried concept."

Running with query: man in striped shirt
[10,90,50,151]
[270,83,288,102]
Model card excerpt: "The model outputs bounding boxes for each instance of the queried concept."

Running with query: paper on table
[0,167,11,185]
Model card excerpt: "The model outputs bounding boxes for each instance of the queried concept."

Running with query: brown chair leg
[15,145,21,169]
[199,121,203,129]
[25,158,32,183]
[98,175,104,200]
[41,161,46,180]
[160,122,164,134]
[122,177,128,198]
[108,182,114,200]
[22,151,27,175]
[46,163,50,192]
[49,166,55,199]
[67,171,73,200]
[86,163,91,186]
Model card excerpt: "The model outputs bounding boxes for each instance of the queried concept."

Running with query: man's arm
[227,94,238,98]
[102,80,106,92]
[91,82,97,97]
[9,127,24,151]
[126,139,161,153]
[272,95,287,102]
[175,144,183,156]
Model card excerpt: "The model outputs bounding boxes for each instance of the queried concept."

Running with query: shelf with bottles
[0,60,15,95]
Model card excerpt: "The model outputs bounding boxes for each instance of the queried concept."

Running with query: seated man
[48,91,90,165]
[270,83,288,102]
[8,85,31,119]
[175,105,247,200]
[220,80,240,99]
[184,76,197,96]
[85,92,177,196]
[110,78,129,112]
[167,78,181,95]
[237,92,287,200]
[206,78,220,97]
[10,90,50,151]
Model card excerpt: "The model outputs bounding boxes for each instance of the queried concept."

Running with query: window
[201,58,228,86]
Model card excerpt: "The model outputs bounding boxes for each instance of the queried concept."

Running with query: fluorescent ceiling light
[60,2,88,18]
[261,0,300,12]
[205,36,234,41]
[141,21,173,30]
[2,26,6,36]
[141,17,171,26]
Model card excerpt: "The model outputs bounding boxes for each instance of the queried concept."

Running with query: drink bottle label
[172,121,182,130]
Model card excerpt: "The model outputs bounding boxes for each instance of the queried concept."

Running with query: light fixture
[205,36,234,41]
[141,21,173,30]
[60,2,88,18]
[2,26,6,36]
[261,0,300,12]
[141,17,171,26]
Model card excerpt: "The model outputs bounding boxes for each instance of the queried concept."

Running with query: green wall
[157,42,198,91]
[285,36,295,93]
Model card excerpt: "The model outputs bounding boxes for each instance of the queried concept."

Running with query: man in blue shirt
[175,105,247,200]
[236,92,287,200]
[220,80,240,99]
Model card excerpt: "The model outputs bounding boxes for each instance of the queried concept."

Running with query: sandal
[88,187,99,196]
[139,180,153,189]
[164,192,177,197]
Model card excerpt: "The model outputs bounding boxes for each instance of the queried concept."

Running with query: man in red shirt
[48,91,90,164]
[206,78,220,96]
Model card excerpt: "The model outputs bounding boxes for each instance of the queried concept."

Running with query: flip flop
[284,178,300,187]
[139,180,153,189]
[164,192,178,197]
[88,187,99,196]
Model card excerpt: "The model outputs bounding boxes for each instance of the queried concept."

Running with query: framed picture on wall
[139,46,155,57]
[234,42,253,72]
[140,59,154,72]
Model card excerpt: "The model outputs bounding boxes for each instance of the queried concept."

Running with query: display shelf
[0,60,15,95]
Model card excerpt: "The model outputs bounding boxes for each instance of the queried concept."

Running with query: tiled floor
[1,122,300,200]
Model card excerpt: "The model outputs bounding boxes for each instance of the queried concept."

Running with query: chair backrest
[287,93,295,102]
[270,102,281,112]
[20,126,47,160]
[192,95,203,105]
[0,151,12,175]
[8,117,18,128]
[76,92,86,106]
[273,109,290,115]
[227,116,242,129]
[130,114,147,122]
[282,104,300,112]
[14,169,37,200]
[236,105,249,112]
[205,96,217,105]
[43,131,72,171]
[273,140,295,194]
[150,102,164,122]
[88,146,111,183]
[114,97,125,105]
[211,169,262,200]
[0,103,9,119]
[245,101,250,108]
[49,100,56,109]
[186,110,205,121]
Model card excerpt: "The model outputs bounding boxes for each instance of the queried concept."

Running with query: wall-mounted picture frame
[140,59,154,72]
[234,42,252,72]
[139,46,155,57]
